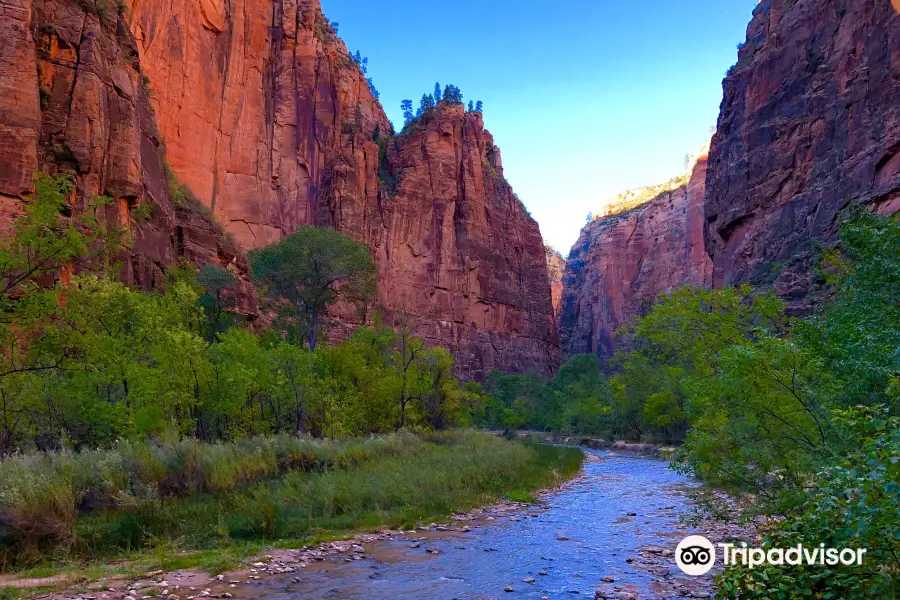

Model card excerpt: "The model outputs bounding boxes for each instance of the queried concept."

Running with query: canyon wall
[357,105,559,378]
[0,0,255,308]
[546,246,565,322]
[0,0,559,378]
[706,0,900,312]
[124,0,392,250]
[559,156,712,357]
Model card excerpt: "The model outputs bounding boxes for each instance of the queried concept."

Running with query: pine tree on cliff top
[434,82,442,105]
[401,99,414,125]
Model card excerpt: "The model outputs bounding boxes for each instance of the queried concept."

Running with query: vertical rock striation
[124,0,392,249]
[0,0,256,309]
[706,0,900,312]
[0,0,558,378]
[559,156,712,358]
[364,104,559,378]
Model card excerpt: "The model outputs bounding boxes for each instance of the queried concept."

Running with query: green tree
[196,264,239,342]
[401,99,414,125]
[0,174,127,453]
[718,406,900,599]
[797,210,900,409]
[249,226,375,351]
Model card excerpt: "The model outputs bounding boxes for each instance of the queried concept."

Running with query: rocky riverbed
[27,448,756,600]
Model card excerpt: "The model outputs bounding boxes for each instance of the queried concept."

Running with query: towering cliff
[0,0,558,378]
[559,155,712,358]
[365,105,559,378]
[0,0,255,307]
[124,0,392,249]
[706,0,900,311]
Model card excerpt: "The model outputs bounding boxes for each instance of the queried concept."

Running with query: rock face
[0,0,558,378]
[123,0,557,377]
[124,0,392,250]
[546,246,565,322]
[0,0,255,309]
[706,0,900,311]
[560,157,712,357]
[365,105,559,378]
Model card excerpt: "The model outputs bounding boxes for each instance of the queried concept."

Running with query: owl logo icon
[675,535,716,576]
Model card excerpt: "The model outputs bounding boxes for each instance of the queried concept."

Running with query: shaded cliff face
[706,0,900,312]
[365,105,560,379]
[0,0,255,309]
[546,246,565,322]
[560,157,712,358]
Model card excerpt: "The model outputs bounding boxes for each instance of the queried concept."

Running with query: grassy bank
[0,431,582,574]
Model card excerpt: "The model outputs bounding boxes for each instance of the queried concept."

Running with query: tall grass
[0,431,582,570]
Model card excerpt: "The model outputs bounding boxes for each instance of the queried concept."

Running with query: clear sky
[322,0,758,254]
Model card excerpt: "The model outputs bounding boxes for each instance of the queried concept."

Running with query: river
[244,448,718,600]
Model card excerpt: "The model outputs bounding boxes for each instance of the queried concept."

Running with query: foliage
[796,210,900,410]
[0,432,582,568]
[349,51,379,99]
[400,99,414,125]
[0,174,127,455]
[196,264,240,342]
[248,226,375,350]
[717,406,900,599]
[401,82,473,129]
[442,84,463,103]
[476,354,612,436]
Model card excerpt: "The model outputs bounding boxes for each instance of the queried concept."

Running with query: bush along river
[35,448,753,600]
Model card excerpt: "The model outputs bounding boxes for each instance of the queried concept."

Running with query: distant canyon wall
[559,156,712,357]
[561,0,900,360]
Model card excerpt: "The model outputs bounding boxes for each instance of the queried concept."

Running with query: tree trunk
[309,308,319,351]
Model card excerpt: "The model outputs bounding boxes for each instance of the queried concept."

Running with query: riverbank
[517,431,678,458]
[0,432,583,597]
[29,447,723,600]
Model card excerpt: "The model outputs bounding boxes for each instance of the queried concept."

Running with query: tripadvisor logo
[674,535,869,576]
[676,535,716,576]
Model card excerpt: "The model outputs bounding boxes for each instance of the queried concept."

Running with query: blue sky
[323,0,758,254]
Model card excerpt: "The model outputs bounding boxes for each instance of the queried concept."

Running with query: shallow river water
[249,449,713,600]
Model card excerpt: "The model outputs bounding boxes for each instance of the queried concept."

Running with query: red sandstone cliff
[124,0,558,377]
[706,0,900,312]
[546,246,565,322]
[0,0,559,378]
[124,0,392,250]
[363,105,559,378]
[559,156,712,357]
[0,0,255,308]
